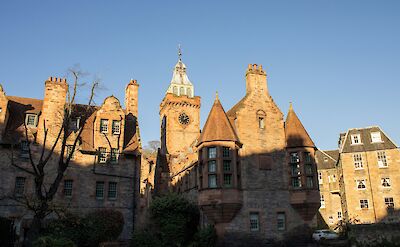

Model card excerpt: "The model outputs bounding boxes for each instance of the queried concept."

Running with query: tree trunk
[23,204,47,247]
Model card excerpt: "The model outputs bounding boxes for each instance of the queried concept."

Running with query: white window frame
[328,216,334,225]
[385,197,394,208]
[381,178,391,188]
[360,199,369,209]
[377,151,388,168]
[110,148,119,163]
[356,179,366,190]
[250,212,260,231]
[98,147,107,163]
[371,132,382,143]
[351,134,362,145]
[25,114,38,127]
[353,153,364,169]
[318,172,323,184]
[338,211,342,220]
[320,195,326,208]
[112,120,121,135]
[100,119,109,133]
[208,147,217,159]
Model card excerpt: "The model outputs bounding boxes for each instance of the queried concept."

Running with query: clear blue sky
[1,1,399,150]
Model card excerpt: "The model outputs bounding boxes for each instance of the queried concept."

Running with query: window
[223,160,231,172]
[356,179,366,190]
[20,141,29,155]
[381,178,391,188]
[250,213,259,231]
[110,148,119,163]
[360,199,369,209]
[338,211,342,220]
[25,114,37,127]
[277,212,286,231]
[351,134,362,145]
[330,175,336,183]
[371,132,382,143]
[291,164,300,176]
[208,175,217,188]
[318,172,323,184]
[223,174,232,187]
[306,176,314,188]
[100,119,108,133]
[180,87,185,96]
[64,180,73,197]
[290,152,300,163]
[66,145,74,159]
[304,152,312,164]
[96,182,105,199]
[258,117,265,129]
[320,195,325,208]
[98,147,107,163]
[323,157,328,162]
[69,117,80,131]
[173,86,178,95]
[187,88,192,97]
[208,147,217,159]
[329,216,334,225]
[353,154,363,169]
[108,182,117,200]
[292,177,301,188]
[305,164,313,175]
[14,177,26,196]
[222,147,230,157]
[377,151,388,168]
[385,197,394,208]
[112,120,121,135]
[208,160,216,173]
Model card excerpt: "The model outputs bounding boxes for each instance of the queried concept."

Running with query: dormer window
[69,117,80,131]
[371,132,382,143]
[351,134,362,145]
[112,120,121,135]
[100,119,108,133]
[25,114,38,127]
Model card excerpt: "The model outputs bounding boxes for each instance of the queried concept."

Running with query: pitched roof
[315,150,339,169]
[285,103,315,148]
[340,126,397,153]
[198,94,240,145]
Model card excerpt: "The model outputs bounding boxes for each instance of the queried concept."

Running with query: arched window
[180,87,185,96]
[187,88,192,97]
[256,110,266,129]
[173,86,178,95]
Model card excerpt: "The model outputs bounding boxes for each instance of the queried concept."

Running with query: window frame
[320,195,326,208]
[277,212,286,231]
[98,147,107,164]
[112,120,121,135]
[108,182,118,200]
[100,119,109,133]
[381,177,391,188]
[353,153,364,169]
[360,199,369,209]
[371,132,382,143]
[64,179,73,197]
[25,114,38,127]
[208,147,217,159]
[351,134,362,145]
[377,151,388,168]
[385,197,394,208]
[96,181,105,200]
[356,179,366,190]
[110,148,119,164]
[14,177,26,196]
[249,212,260,232]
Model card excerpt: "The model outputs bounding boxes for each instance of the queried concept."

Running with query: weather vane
[178,44,182,61]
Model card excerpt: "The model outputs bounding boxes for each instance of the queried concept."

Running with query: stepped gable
[198,93,240,145]
[285,103,315,148]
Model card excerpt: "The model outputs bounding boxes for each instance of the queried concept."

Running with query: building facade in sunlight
[147,53,320,244]
[316,127,400,228]
[0,78,141,241]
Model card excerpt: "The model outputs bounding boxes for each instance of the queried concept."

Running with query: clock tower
[160,48,201,156]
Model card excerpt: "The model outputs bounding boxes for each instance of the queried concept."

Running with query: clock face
[178,112,190,125]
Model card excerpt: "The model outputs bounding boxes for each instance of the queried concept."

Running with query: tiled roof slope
[285,104,315,148]
[340,126,397,153]
[315,150,339,169]
[198,94,240,145]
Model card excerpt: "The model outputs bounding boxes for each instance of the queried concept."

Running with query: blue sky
[0,1,399,150]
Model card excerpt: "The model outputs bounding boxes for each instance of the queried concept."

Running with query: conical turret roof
[198,93,240,145]
[285,103,315,148]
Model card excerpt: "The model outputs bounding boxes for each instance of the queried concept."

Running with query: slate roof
[284,104,315,148]
[198,94,240,145]
[315,150,339,169]
[340,126,398,153]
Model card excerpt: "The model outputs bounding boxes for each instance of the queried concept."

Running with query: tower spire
[178,44,182,61]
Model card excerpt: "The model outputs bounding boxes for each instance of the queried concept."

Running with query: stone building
[316,126,400,228]
[0,78,141,241]
[151,54,320,244]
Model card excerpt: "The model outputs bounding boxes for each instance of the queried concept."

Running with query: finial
[215,91,219,101]
[289,102,293,111]
[178,44,182,61]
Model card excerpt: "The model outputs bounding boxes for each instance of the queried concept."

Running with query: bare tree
[142,140,160,157]
[7,68,98,246]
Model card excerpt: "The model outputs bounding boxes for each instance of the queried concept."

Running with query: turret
[197,93,242,229]
[0,84,9,142]
[125,79,139,117]
[37,77,68,145]
[245,64,268,95]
